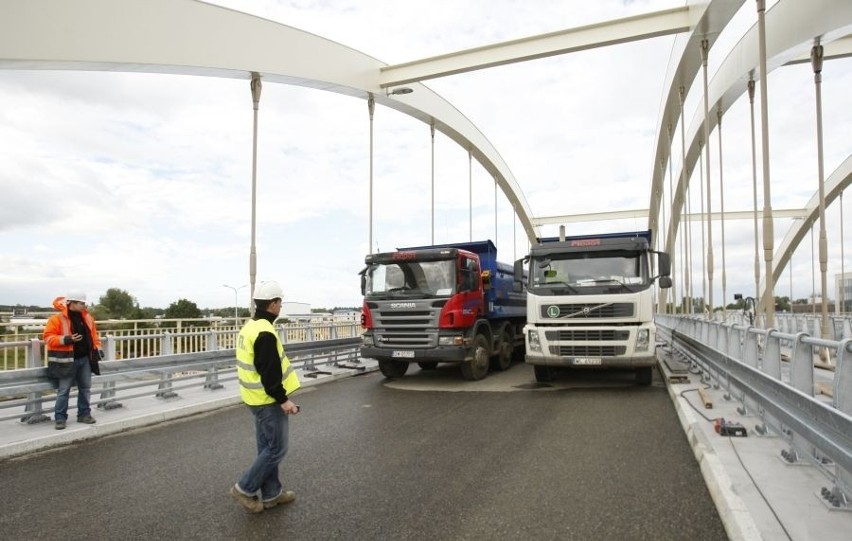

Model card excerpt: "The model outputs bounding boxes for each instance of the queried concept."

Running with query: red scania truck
[359,240,526,380]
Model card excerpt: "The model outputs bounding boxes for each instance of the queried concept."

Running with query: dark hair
[255,298,279,312]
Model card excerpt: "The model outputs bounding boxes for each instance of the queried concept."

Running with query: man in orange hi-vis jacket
[43,292,103,430]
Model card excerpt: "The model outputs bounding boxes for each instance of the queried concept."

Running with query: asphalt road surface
[0,363,727,540]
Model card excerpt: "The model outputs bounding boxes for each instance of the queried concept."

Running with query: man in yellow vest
[230,281,301,513]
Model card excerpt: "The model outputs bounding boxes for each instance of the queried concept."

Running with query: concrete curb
[660,364,763,541]
[0,363,378,461]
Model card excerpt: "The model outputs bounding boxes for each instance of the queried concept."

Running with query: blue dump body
[399,240,526,321]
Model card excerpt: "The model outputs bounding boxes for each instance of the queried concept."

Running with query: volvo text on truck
[514,230,671,385]
[360,240,526,380]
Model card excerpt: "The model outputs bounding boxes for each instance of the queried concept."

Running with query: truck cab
[360,241,526,380]
[515,230,671,385]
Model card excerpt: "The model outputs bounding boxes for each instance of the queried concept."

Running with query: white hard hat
[65,291,87,303]
[253,281,284,301]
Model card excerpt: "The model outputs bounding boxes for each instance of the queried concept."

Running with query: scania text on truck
[514,230,671,385]
[360,240,526,380]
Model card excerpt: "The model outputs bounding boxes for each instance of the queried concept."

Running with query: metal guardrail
[655,314,852,510]
[667,312,852,343]
[0,325,363,425]
[0,319,362,370]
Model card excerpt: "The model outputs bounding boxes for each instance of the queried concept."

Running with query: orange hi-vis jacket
[43,296,101,363]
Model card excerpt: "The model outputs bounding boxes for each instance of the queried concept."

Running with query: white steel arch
[652,0,852,259]
[3,0,850,259]
[0,0,539,241]
[771,155,852,296]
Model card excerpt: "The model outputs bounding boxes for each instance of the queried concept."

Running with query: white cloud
[1,1,851,311]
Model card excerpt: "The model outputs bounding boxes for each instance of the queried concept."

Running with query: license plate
[391,350,415,358]
[573,357,601,366]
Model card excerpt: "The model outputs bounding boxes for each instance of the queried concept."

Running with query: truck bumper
[525,353,656,369]
[361,346,468,363]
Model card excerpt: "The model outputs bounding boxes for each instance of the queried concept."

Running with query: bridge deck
[0,357,849,540]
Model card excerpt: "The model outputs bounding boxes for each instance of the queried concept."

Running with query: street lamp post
[223,284,247,328]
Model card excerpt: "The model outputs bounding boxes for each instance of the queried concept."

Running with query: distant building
[835,272,852,313]
[791,301,835,314]
[282,301,311,317]
[332,308,360,322]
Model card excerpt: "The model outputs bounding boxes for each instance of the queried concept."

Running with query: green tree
[165,298,202,319]
[99,288,138,319]
[775,296,791,312]
[138,307,164,320]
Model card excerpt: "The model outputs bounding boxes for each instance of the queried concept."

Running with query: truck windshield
[365,259,456,298]
[530,251,648,293]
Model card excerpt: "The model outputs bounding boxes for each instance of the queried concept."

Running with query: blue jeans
[54,356,92,422]
[237,404,289,501]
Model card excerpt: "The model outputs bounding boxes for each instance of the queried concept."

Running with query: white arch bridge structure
[2,0,852,325]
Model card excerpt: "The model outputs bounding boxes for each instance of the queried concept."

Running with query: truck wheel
[417,362,438,370]
[491,329,513,371]
[636,366,653,386]
[534,365,553,383]
[378,360,409,379]
[461,334,490,380]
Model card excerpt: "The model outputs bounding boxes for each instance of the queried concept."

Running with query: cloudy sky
[1,0,850,311]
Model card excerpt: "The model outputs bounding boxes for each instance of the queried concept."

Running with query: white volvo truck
[514,230,671,385]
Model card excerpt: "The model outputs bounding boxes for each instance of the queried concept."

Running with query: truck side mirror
[657,252,671,277]
[513,259,524,282]
[359,267,367,296]
[659,276,672,289]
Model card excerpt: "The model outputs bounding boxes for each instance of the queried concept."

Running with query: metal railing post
[155,373,179,399]
[790,333,815,397]
[98,336,123,410]
[21,338,50,424]
[203,330,223,390]
[155,332,178,398]
[820,339,852,508]
[161,332,173,356]
[737,327,760,422]
[762,330,781,379]
[754,329,782,436]
[782,332,818,466]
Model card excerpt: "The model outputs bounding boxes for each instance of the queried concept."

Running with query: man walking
[43,292,103,430]
[231,281,301,513]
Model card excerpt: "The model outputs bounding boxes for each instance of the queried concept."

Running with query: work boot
[263,490,296,509]
[78,415,96,424]
[55,420,66,430]
[230,485,263,513]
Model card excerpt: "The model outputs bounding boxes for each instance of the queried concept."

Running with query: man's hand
[70,333,83,343]
[281,400,300,415]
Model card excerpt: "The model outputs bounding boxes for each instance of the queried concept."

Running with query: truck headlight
[362,334,373,346]
[438,335,463,346]
[528,330,541,352]
[636,329,649,352]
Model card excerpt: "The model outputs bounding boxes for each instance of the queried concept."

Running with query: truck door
[457,256,482,325]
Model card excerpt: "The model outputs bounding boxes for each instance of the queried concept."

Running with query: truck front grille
[545,330,630,341]
[540,303,634,319]
[372,308,439,348]
[375,311,432,326]
[552,345,627,356]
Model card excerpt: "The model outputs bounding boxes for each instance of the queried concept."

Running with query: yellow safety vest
[236,318,300,405]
